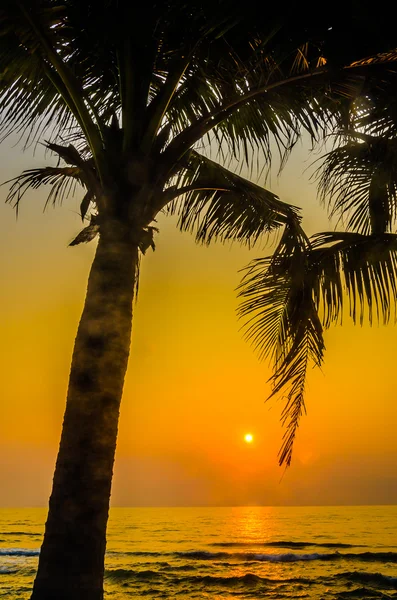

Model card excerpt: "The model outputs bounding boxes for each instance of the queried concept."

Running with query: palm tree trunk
[31,222,139,600]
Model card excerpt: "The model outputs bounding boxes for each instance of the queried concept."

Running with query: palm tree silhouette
[1,1,397,598]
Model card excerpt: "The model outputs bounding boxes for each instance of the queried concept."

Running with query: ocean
[0,506,396,599]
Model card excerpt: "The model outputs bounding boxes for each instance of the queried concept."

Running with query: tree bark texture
[31,224,139,600]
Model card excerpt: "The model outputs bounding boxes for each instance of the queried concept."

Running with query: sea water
[0,505,396,598]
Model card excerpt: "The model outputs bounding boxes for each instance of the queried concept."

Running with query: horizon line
[1,503,396,510]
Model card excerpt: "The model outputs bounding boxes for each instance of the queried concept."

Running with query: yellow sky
[1,136,396,507]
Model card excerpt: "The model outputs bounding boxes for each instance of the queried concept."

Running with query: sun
[244,433,253,443]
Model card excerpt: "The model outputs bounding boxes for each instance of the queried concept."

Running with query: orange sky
[1,136,396,507]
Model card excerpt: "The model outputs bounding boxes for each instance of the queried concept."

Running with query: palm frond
[316,135,397,235]
[4,165,87,213]
[350,50,397,67]
[239,228,397,466]
[310,231,397,326]
[162,151,299,246]
[0,39,77,146]
[160,43,397,173]
[161,64,340,171]
[354,82,397,139]
[0,1,106,168]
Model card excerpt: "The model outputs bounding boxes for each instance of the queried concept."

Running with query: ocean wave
[158,563,195,571]
[336,588,390,598]
[0,548,40,556]
[178,550,227,560]
[0,532,40,537]
[212,540,359,549]
[106,568,163,582]
[106,548,397,565]
[337,571,397,590]
[105,568,316,588]
[176,550,339,562]
[178,550,397,564]
[115,550,163,557]
[172,573,318,588]
[178,573,270,587]
[0,567,18,574]
[347,552,397,564]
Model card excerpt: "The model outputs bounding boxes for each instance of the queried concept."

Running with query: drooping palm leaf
[162,150,299,245]
[238,219,324,466]
[3,139,100,217]
[4,165,87,213]
[239,227,397,466]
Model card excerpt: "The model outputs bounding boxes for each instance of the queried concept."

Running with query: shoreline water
[1,506,396,599]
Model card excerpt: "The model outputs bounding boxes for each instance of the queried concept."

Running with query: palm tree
[239,83,397,468]
[1,1,397,598]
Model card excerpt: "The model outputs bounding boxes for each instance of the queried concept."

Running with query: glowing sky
[1,136,396,507]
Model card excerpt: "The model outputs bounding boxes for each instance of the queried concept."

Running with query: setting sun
[244,433,253,443]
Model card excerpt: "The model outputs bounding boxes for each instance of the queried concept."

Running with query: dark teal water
[1,506,396,598]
